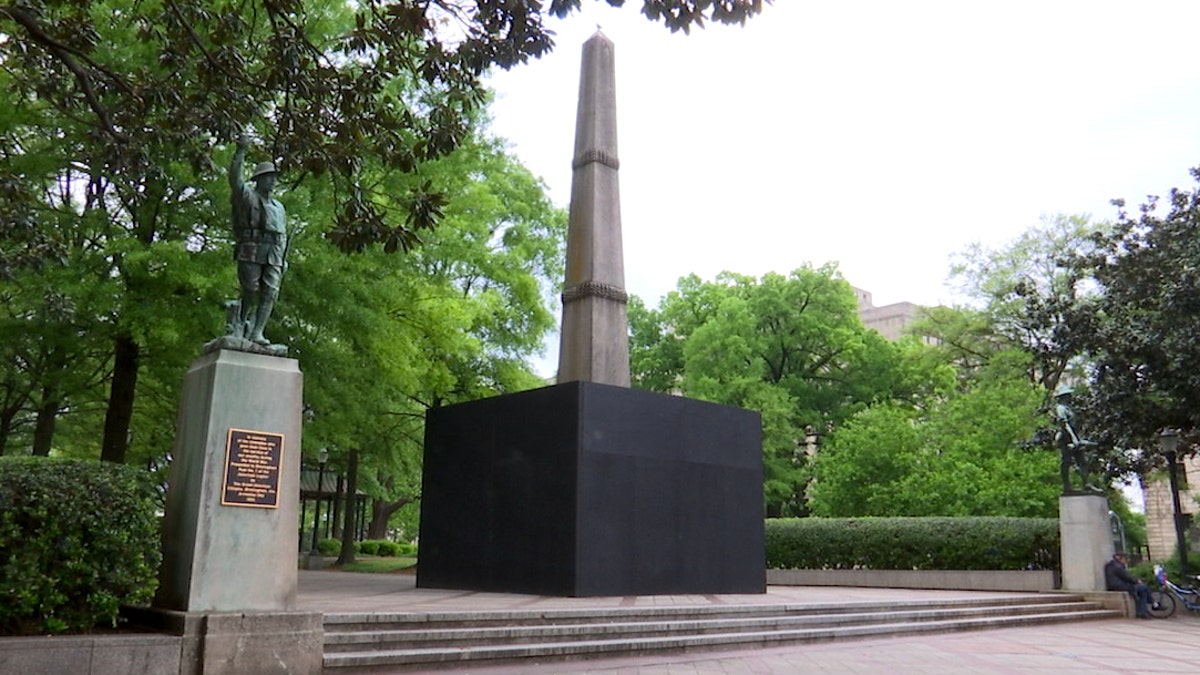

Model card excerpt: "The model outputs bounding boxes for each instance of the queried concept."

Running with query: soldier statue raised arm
[228,134,288,347]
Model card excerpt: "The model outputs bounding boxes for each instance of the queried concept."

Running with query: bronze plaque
[221,428,284,508]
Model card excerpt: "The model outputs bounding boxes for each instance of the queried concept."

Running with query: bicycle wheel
[1148,590,1176,618]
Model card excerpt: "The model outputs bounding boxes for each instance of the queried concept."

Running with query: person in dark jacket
[1105,552,1152,618]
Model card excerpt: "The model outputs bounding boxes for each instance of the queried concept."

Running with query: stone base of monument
[146,349,318,674]
[1059,493,1114,591]
[121,606,323,675]
[417,381,765,596]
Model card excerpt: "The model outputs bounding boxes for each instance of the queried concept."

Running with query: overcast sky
[484,1,1200,374]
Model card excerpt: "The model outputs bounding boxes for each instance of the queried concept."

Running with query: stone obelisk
[557,31,630,387]
[417,33,764,597]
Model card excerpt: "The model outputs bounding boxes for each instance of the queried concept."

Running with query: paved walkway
[296,570,1040,613]
[297,570,1200,674]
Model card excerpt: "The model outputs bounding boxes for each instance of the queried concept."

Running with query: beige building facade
[854,287,921,341]
[1141,454,1200,561]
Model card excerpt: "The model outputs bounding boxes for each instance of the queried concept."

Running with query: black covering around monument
[417,381,765,597]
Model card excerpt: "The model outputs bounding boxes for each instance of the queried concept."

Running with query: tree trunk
[336,449,360,566]
[0,406,19,456]
[101,334,140,463]
[30,385,58,456]
[367,496,414,540]
[332,475,344,539]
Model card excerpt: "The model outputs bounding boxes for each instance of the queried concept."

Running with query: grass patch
[335,556,418,574]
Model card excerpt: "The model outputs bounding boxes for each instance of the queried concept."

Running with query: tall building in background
[854,287,921,341]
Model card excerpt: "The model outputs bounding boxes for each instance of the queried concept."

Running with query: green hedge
[354,539,413,557]
[320,539,418,558]
[765,517,1060,571]
[0,457,161,635]
[317,538,341,556]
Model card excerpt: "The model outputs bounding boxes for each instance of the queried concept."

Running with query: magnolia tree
[1,0,766,463]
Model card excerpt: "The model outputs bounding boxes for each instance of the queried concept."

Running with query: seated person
[1104,552,1152,618]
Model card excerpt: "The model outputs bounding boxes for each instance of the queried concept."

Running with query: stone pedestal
[155,349,303,611]
[417,381,765,596]
[146,350,318,675]
[121,606,322,675]
[1059,494,1114,591]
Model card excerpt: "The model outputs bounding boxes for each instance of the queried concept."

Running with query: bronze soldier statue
[229,135,288,346]
[1053,385,1100,494]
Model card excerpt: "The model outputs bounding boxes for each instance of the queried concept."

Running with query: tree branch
[163,0,256,89]
[1,5,130,142]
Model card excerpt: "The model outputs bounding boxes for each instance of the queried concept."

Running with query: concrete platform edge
[767,568,1059,592]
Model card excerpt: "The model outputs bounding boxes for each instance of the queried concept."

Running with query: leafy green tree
[1,0,762,463]
[286,132,566,551]
[921,214,1139,493]
[630,265,921,515]
[905,305,1007,390]
[942,213,1106,396]
[811,217,1105,517]
[1,0,763,259]
[1069,186,1200,469]
[804,402,923,517]
[809,355,1059,518]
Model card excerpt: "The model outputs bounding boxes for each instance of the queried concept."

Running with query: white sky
[485,1,1200,377]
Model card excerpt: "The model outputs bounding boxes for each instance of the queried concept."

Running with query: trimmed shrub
[396,542,417,557]
[355,539,403,556]
[0,457,161,635]
[317,538,341,556]
[765,517,1059,571]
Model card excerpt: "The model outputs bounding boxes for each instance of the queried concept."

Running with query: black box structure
[417,381,765,597]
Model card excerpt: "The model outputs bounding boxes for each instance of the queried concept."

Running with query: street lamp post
[310,448,329,556]
[1158,429,1190,577]
[1109,510,1127,555]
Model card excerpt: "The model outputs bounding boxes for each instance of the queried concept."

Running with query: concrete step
[322,592,1085,631]
[323,601,1105,651]
[322,595,1120,672]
